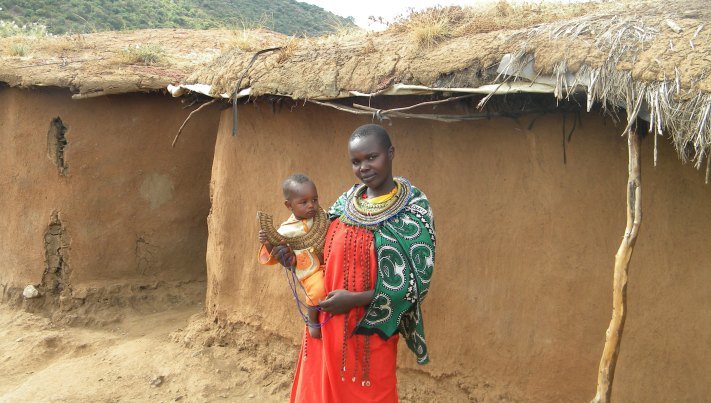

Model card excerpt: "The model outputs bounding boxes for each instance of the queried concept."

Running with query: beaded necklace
[360,225,371,387]
[341,177,412,229]
[257,209,329,256]
[337,223,375,387]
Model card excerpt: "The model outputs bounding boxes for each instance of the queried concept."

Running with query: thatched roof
[181,0,710,169]
[0,28,283,98]
[187,1,708,96]
[1,1,709,169]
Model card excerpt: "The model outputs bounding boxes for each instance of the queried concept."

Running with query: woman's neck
[366,177,396,198]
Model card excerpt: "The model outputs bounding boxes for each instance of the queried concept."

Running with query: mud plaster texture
[206,101,711,402]
[0,87,220,311]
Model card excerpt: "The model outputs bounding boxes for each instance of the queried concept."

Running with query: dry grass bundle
[389,0,600,43]
[9,41,30,56]
[230,29,264,52]
[225,28,291,54]
[325,17,364,38]
[225,14,288,53]
[307,21,367,49]
[119,43,165,65]
[406,7,456,48]
[275,36,300,64]
[1,36,35,57]
[41,34,90,55]
[456,0,597,35]
[229,29,281,52]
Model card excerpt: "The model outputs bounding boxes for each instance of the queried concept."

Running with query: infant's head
[283,173,320,220]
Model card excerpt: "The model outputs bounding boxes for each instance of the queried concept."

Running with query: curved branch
[591,128,642,403]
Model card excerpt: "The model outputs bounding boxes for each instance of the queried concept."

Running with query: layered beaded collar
[341,177,412,229]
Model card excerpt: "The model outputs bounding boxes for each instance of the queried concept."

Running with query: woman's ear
[388,145,395,160]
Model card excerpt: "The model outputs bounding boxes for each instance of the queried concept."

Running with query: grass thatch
[183,0,710,168]
[388,1,598,39]
[400,7,454,48]
[0,29,235,97]
[0,0,709,168]
[119,43,166,65]
[228,27,288,52]
[507,4,711,167]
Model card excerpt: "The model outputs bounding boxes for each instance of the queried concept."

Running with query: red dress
[290,219,399,403]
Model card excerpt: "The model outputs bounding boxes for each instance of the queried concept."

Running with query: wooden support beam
[591,128,642,403]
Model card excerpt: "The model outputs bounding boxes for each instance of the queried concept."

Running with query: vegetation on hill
[0,0,355,36]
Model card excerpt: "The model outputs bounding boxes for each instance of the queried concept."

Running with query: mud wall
[0,87,219,303]
[206,101,711,401]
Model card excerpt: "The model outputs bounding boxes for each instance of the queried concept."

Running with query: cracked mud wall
[42,211,71,296]
[0,87,219,301]
[206,102,711,402]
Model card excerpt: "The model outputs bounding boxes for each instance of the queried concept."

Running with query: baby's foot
[308,326,322,339]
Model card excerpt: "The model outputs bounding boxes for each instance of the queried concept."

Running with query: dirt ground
[0,286,510,402]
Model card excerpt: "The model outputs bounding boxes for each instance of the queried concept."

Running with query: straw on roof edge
[180,0,710,168]
[0,1,709,169]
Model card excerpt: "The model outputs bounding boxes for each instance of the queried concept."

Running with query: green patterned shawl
[328,178,435,364]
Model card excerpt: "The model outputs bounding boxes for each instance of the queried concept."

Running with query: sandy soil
[0,304,295,402]
[0,294,503,402]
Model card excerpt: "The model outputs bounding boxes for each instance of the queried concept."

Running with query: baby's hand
[258,230,271,247]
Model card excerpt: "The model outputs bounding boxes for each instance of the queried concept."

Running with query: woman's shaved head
[349,124,392,150]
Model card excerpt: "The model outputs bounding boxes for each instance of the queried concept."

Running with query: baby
[258,173,326,338]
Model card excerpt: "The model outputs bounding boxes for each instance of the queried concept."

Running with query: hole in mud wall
[46,117,68,175]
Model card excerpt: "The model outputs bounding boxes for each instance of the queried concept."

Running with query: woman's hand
[271,242,295,267]
[319,289,374,314]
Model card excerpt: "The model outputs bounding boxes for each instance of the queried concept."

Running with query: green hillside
[0,0,355,36]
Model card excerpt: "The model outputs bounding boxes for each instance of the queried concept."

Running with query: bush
[0,20,48,37]
[9,41,30,56]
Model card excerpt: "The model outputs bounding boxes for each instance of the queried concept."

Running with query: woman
[274,124,435,402]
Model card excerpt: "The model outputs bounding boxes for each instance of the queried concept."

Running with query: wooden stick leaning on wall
[172,99,217,147]
[591,128,642,403]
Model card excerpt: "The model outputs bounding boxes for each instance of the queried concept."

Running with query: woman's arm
[319,289,374,314]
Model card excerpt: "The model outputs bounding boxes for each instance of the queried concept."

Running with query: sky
[298,0,497,30]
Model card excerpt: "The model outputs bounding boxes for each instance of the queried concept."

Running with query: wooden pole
[591,128,642,403]
[172,99,217,147]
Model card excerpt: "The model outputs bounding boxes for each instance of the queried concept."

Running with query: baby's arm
[258,230,273,253]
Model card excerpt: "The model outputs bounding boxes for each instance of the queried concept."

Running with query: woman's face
[348,135,394,190]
